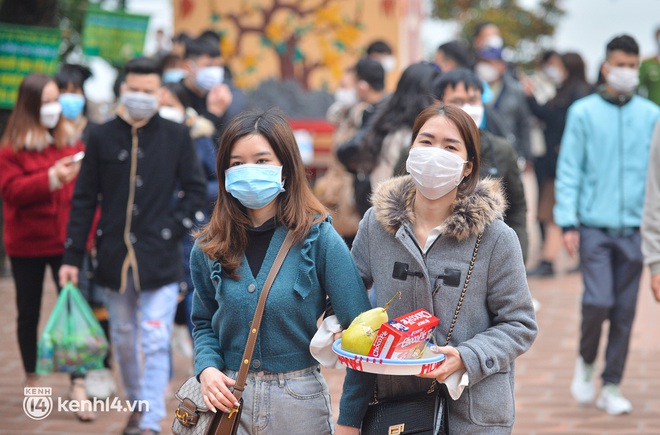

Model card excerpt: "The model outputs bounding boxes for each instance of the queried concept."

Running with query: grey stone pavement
[1,173,659,434]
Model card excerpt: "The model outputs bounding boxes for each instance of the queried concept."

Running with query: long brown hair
[411,103,481,198]
[1,73,68,151]
[196,108,327,279]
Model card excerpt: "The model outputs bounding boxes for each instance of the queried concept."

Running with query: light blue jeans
[224,366,333,435]
[102,273,179,432]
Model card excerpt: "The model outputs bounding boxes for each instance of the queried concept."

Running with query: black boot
[527,260,554,277]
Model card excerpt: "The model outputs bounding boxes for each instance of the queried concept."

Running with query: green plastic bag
[36,282,109,374]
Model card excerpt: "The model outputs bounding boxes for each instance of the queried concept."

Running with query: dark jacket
[62,113,207,292]
[336,96,390,216]
[181,80,247,144]
[490,74,532,160]
[336,96,390,175]
[526,83,592,184]
[483,105,510,140]
[479,130,528,260]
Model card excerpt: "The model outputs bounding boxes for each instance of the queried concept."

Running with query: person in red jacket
[0,74,88,415]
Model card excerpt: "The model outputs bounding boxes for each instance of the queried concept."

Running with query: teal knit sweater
[191,220,371,377]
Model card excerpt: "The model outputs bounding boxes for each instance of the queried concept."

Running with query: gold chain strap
[443,231,483,346]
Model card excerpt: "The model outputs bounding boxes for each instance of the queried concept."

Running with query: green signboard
[82,8,149,65]
[0,24,60,109]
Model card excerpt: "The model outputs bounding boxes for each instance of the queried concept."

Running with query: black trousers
[10,255,62,374]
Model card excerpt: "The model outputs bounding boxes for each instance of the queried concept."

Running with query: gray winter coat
[338,176,538,434]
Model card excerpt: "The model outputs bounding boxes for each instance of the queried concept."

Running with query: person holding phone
[0,74,87,416]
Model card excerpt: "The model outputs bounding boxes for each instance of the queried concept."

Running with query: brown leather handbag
[172,231,296,435]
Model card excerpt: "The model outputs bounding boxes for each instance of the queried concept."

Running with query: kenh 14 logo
[24,387,53,420]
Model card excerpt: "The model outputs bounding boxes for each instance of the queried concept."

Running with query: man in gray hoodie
[642,120,660,303]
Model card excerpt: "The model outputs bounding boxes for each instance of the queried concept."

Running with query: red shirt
[0,142,84,257]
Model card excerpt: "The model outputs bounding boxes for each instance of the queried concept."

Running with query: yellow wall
[173,0,423,91]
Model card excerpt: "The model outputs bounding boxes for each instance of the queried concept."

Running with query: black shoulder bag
[361,232,483,435]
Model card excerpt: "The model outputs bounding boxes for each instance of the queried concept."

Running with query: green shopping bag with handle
[36,282,109,374]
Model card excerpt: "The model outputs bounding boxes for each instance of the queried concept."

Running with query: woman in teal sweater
[190,108,372,434]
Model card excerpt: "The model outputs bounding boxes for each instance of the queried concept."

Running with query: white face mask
[406,147,467,200]
[380,55,396,73]
[543,65,565,86]
[605,64,640,94]
[120,91,159,120]
[483,35,504,49]
[334,88,357,106]
[158,106,185,124]
[460,104,485,128]
[40,102,62,129]
[475,62,500,83]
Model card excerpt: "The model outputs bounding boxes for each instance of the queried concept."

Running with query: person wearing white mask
[366,39,396,74]
[59,57,207,435]
[433,68,528,263]
[522,52,593,278]
[0,74,84,415]
[472,21,503,52]
[474,45,532,166]
[336,104,537,435]
[555,35,660,416]
[159,82,218,361]
[181,36,246,142]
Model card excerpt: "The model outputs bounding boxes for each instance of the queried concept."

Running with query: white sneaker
[532,298,541,313]
[85,368,116,400]
[571,357,596,404]
[596,384,632,415]
[172,324,194,358]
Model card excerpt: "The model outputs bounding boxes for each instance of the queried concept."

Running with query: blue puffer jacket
[554,93,660,229]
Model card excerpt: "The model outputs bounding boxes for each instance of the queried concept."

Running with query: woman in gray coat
[336,104,538,434]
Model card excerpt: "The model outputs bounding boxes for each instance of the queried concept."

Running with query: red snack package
[368,309,439,360]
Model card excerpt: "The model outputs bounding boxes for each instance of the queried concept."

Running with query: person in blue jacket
[190,108,372,434]
[555,34,660,416]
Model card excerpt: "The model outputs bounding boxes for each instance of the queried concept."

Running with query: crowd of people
[0,20,660,435]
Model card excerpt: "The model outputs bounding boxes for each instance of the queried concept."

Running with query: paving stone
[0,261,658,433]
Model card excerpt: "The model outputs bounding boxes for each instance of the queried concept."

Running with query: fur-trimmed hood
[371,175,506,241]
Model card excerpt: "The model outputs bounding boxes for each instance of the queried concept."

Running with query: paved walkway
[0,264,659,434]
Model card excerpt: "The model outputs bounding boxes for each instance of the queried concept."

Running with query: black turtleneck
[245,217,277,278]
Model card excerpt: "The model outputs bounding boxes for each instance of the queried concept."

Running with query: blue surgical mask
[225,164,285,209]
[163,68,187,83]
[59,93,85,120]
[195,66,224,92]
